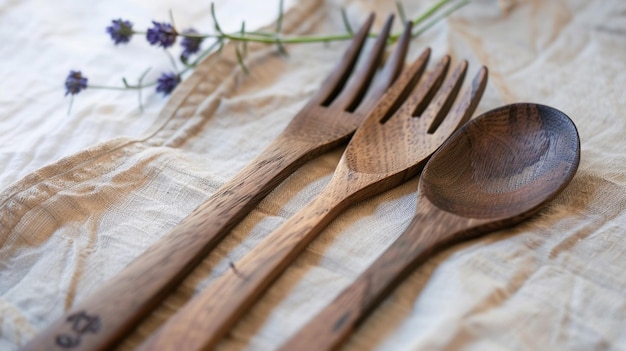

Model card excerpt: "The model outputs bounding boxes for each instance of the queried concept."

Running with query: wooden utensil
[280,103,581,351]
[23,14,414,351]
[137,54,489,350]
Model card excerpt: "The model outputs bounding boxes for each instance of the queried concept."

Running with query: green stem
[411,0,454,27]
[183,38,224,71]
[221,32,355,44]
[133,0,463,46]
[212,0,461,45]
[89,83,157,91]
[246,31,280,37]
[412,0,469,38]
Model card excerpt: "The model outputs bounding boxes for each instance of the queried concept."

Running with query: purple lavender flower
[106,19,134,45]
[65,71,88,96]
[146,21,177,48]
[180,29,203,60]
[156,72,180,95]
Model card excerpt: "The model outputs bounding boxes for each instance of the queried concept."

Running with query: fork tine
[354,20,414,114]
[422,60,468,133]
[309,13,375,106]
[433,66,489,138]
[369,47,431,124]
[332,14,394,111]
[379,54,449,124]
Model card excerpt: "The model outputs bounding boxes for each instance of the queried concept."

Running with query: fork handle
[136,183,353,351]
[22,136,323,351]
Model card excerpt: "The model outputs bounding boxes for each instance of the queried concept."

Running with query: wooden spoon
[280,103,581,351]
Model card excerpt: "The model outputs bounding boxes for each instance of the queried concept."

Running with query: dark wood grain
[280,103,581,351]
[136,60,488,350]
[22,14,414,351]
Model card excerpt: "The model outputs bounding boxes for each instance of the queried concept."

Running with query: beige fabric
[2,0,626,350]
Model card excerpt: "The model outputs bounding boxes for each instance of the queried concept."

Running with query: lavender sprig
[65,0,468,113]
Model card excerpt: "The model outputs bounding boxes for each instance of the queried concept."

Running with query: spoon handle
[22,136,320,351]
[136,183,352,351]
[279,200,483,351]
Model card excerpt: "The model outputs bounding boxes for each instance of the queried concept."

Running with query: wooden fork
[137,54,488,350]
[23,14,414,351]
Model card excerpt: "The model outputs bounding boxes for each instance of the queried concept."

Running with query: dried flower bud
[106,19,134,45]
[147,21,177,48]
[65,71,88,96]
[181,28,203,60]
[156,72,180,95]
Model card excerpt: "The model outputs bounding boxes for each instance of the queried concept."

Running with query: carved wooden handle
[279,201,480,351]
[22,137,317,351]
[138,187,348,351]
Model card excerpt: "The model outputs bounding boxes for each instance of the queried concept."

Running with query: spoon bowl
[281,103,580,351]
[422,103,580,220]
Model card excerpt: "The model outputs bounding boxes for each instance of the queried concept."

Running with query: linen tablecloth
[1,0,625,350]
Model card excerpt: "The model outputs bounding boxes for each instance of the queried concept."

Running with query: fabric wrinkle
[2,0,626,350]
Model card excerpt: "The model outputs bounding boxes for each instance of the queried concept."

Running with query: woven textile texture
[1,0,625,350]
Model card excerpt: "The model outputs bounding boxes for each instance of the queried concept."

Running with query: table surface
[1,0,625,350]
